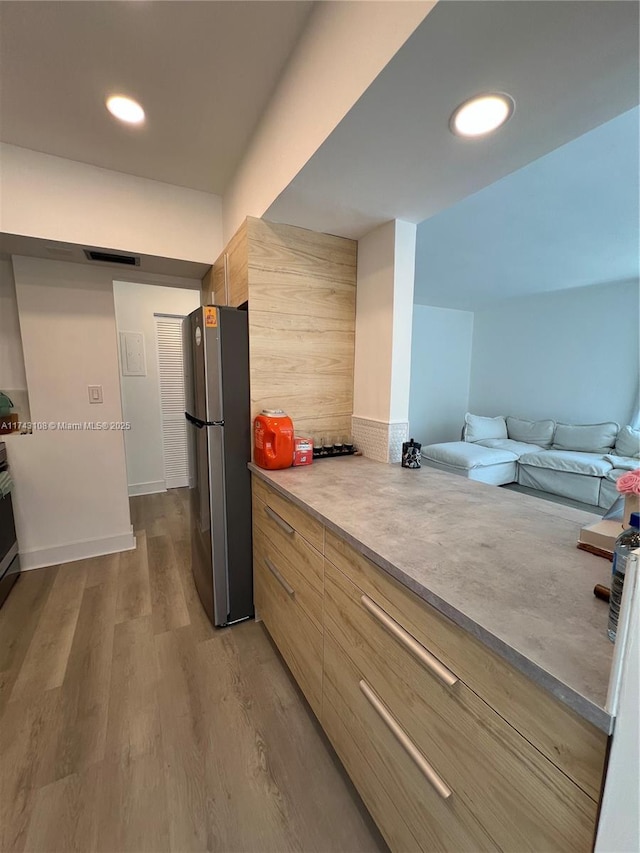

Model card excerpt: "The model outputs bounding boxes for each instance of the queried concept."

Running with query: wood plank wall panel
[200,267,214,306]
[227,219,249,307]
[246,217,357,441]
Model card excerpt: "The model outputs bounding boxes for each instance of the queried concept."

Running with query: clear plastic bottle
[608,511,640,642]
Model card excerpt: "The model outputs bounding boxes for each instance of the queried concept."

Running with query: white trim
[128,480,167,497]
[165,475,189,490]
[351,415,409,426]
[19,530,136,571]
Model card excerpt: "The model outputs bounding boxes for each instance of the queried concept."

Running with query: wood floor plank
[147,533,190,635]
[0,688,63,852]
[104,614,161,764]
[196,629,304,853]
[0,567,57,715]
[22,766,100,853]
[83,551,119,589]
[115,530,152,623]
[9,562,88,703]
[232,621,387,853]
[96,752,169,853]
[36,570,118,786]
[155,626,209,852]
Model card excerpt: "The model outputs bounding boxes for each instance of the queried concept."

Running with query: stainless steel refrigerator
[183,306,253,627]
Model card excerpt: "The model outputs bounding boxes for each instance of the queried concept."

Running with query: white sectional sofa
[421,414,640,510]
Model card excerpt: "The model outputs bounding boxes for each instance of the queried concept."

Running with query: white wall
[8,256,134,569]
[0,258,27,390]
[354,220,417,424]
[0,144,223,264]
[468,281,640,426]
[409,305,474,445]
[223,1,434,241]
[390,220,417,422]
[353,221,396,422]
[113,280,200,496]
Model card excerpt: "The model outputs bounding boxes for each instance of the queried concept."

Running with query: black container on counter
[402,438,421,469]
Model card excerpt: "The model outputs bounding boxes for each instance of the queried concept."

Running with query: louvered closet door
[156,315,189,489]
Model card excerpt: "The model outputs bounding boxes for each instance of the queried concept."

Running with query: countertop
[249,456,615,732]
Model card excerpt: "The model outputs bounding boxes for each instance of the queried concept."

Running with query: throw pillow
[506,416,555,448]
[464,413,507,443]
[614,425,640,459]
[552,422,619,454]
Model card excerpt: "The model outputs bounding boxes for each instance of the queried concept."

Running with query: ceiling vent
[83,249,140,266]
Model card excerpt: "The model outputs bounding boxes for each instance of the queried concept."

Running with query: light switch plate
[88,385,103,404]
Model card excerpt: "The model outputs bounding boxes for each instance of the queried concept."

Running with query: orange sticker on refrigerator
[204,307,217,327]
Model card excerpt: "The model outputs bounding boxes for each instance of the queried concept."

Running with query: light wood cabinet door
[252,493,323,632]
[324,559,599,852]
[252,477,324,553]
[212,253,226,305]
[325,530,607,800]
[323,630,498,853]
[253,529,323,718]
[226,221,248,307]
[251,479,324,719]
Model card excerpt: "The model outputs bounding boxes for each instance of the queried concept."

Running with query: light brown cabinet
[203,217,357,439]
[252,477,324,718]
[252,474,608,852]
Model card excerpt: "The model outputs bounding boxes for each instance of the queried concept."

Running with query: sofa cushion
[604,455,639,473]
[519,449,613,477]
[463,413,507,442]
[506,416,555,448]
[421,441,518,470]
[552,422,619,454]
[615,425,640,459]
[476,438,544,456]
[605,463,639,482]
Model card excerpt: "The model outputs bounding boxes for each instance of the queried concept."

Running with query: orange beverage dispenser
[253,409,294,470]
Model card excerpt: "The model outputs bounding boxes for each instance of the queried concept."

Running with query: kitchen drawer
[323,630,497,852]
[252,476,324,553]
[325,530,607,800]
[253,534,323,718]
[252,493,323,631]
[325,559,598,852]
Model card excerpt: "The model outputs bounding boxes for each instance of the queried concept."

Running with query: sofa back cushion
[506,416,555,448]
[552,422,619,454]
[615,425,640,459]
[464,413,507,443]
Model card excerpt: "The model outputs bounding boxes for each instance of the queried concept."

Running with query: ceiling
[266,0,640,239]
[0,1,313,195]
[414,107,640,310]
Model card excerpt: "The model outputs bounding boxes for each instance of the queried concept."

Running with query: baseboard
[128,480,167,497]
[19,530,136,571]
[165,476,189,490]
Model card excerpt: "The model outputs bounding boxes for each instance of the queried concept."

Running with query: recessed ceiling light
[450,93,514,138]
[106,95,145,125]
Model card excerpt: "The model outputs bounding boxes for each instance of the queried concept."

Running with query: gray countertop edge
[249,463,612,734]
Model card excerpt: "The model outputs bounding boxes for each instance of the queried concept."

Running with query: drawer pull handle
[264,557,295,597]
[361,595,458,688]
[265,506,295,536]
[359,680,453,800]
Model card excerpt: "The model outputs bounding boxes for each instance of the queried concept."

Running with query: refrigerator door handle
[185,412,224,429]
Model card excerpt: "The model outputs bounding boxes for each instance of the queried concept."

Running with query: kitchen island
[249,455,615,852]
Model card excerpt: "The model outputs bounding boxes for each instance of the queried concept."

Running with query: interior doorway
[113,280,200,497]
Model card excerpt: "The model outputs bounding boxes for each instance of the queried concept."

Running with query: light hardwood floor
[0,490,387,853]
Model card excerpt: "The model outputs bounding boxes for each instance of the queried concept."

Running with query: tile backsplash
[352,417,408,463]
